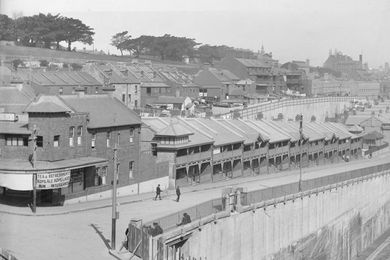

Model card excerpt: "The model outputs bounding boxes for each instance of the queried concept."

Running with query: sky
[1,0,389,68]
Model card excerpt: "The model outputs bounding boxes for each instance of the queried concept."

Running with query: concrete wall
[175,171,390,260]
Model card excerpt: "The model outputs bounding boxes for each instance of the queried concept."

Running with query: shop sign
[36,170,71,189]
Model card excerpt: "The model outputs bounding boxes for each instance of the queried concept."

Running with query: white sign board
[36,170,71,189]
[0,113,17,121]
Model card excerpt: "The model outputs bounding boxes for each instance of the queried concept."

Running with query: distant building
[218,57,287,97]
[83,63,141,109]
[119,63,171,107]
[193,67,241,101]
[14,70,104,95]
[323,50,363,78]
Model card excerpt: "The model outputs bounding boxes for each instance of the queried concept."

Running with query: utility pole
[31,125,37,213]
[298,114,303,192]
[111,143,119,250]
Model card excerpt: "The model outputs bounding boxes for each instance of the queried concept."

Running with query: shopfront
[0,157,108,206]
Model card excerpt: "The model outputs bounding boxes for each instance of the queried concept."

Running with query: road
[1,153,389,260]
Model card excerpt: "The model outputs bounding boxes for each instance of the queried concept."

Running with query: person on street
[151,222,163,236]
[177,213,191,226]
[176,185,181,202]
[119,227,129,251]
[154,184,162,200]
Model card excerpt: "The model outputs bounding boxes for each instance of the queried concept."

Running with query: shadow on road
[90,223,111,250]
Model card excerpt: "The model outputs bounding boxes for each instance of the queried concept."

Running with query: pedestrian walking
[176,185,181,202]
[154,184,162,200]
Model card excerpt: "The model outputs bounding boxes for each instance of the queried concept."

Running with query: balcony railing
[213,149,242,162]
[268,145,289,157]
[176,151,211,165]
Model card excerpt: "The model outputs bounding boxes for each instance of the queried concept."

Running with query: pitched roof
[347,124,364,132]
[235,58,271,68]
[156,118,194,137]
[244,120,290,143]
[142,117,213,147]
[345,115,371,125]
[363,131,384,140]
[0,121,31,135]
[215,119,267,145]
[24,95,73,113]
[183,118,244,146]
[60,95,141,128]
[16,71,102,86]
[0,86,34,113]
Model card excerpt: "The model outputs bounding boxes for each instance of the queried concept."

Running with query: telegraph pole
[111,143,119,250]
[298,114,303,192]
[32,125,37,213]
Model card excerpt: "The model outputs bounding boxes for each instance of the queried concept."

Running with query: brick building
[218,57,287,96]
[0,93,145,205]
[142,117,363,188]
[14,70,105,95]
[83,63,141,109]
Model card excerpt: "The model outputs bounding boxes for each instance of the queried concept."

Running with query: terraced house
[142,117,363,187]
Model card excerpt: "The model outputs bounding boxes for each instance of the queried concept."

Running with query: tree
[0,14,15,41]
[62,17,94,51]
[12,59,24,70]
[39,60,49,67]
[111,31,131,56]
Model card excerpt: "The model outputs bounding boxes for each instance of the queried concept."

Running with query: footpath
[1,153,388,217]
[0,169,300,217]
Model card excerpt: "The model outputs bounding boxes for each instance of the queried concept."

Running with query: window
[135,85,138,93]
[5,135,28,146]
[36,136,43,147]
[146,87,151,95]
[77,126,82,145]
[129,128,134,143]
[129,161,134,179]
[106,132,111,147]
[53,135,60,147]
[134,100,138,108]
[91,133,96,149]
[69,127,75,146]
[122,94,126,102]
[128,94,131,103]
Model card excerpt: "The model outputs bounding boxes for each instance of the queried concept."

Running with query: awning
[0,122,31,135]
[0,157,108,191]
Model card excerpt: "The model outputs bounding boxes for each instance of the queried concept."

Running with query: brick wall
[29,112,90,161]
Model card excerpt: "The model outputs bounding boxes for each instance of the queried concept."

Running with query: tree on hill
[62,17,94,51]
[0,14,15,41]
[1,13,94,51]
[111,31,131,56]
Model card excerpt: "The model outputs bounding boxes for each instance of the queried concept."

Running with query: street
[1,153,389,260]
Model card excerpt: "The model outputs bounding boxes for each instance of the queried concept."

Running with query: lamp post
[111,143,119,250]
[298,114,303,192]
[31,125,37,213]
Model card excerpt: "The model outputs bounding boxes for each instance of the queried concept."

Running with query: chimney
[359,54,363,64]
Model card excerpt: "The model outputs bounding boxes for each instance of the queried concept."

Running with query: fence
[144,198,223,232]
[245,162,390,205]
[220,96,360,119]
